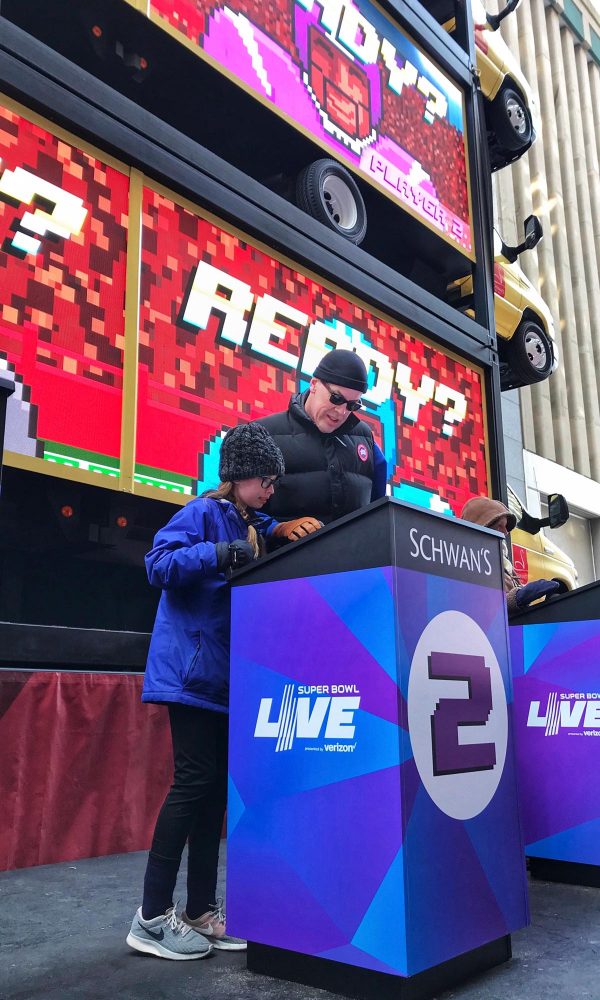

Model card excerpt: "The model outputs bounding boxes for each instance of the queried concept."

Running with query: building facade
[492,0,600,584]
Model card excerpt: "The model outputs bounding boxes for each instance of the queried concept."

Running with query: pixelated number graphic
[417,76,448,125]
[395,363,467,436]
[0,163,88,256]
[380,44,448,124]
[428,650,496,776]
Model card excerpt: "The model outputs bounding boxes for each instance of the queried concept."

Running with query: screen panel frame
[129,0,476,260]
[0,16,494,353]
[0,19,505,504]
[132,174,492,511]
[0,89,492,512]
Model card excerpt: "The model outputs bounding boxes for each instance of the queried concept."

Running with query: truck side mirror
[547,493,569,529]
[537,493,569,530]
[515,492,569,534]
[486,0,522,31]
[500,214,543,264]
[524,214,543,250]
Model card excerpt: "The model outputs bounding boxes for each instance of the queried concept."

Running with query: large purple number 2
[429,651,496,776]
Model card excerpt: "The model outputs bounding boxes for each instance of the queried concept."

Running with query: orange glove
[272,517,323,541]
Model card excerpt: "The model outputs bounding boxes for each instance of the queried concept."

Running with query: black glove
[215,539,255,574]
[515,579,560,609]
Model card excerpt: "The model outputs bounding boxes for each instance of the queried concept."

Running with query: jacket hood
[460,496,517,532]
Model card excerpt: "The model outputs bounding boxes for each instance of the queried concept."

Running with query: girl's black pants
[142,702,228,920]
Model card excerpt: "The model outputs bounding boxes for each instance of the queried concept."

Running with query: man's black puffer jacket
[256,391,374,524]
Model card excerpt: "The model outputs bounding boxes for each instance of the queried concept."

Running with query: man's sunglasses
[322,381,363,412]
[260,475,281,489]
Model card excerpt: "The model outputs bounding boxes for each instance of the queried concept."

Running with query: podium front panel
[228,501,528,977]
[511,616,600,866]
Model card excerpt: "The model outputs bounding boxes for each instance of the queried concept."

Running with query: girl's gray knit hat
[218,423,285,482]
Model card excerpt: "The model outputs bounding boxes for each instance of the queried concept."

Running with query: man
[256,349,387,536]
[460,496,559,615]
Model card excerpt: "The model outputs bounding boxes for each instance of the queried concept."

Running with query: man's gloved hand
[215,539,255,574]
[272,517,323,541]
[515,579,561,609]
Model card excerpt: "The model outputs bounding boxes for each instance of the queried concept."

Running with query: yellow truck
[508,485,578,592]
[444,0,539,170]
[471,0,539,170]
[449,215,558,390]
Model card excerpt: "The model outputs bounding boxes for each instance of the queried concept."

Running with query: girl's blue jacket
[142,496,275,713]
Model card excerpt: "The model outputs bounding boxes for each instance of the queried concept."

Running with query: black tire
[296,159,367,245]
[490,86,533,153]
[506,318,554,385]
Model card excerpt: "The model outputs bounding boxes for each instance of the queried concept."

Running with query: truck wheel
[506,319,554,384]
[296,160,367,245]
[490,86,532,153]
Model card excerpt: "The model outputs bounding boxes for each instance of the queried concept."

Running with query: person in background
[127,423,319,960]
[254,348,387,532]
[461,496,560,615]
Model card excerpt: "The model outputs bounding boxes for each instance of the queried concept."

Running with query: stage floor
[1,847,597,1000]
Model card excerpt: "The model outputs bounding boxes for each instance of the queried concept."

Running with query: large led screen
[136,187,488,514]
[0,101,130,480]
[148,0,473,256]
[0,98,489,516]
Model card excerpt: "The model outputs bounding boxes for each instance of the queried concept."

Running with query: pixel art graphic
[0,101,487,511]
[511,620,600,865]
[0,104,129,477]
[228,565,527,974]
[137,187,489,512]
[151,0,472,254]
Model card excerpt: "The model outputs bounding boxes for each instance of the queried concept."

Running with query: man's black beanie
[313,349,368,393]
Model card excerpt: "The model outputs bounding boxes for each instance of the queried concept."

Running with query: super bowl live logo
[254,683,360,753]
[527,692,600,736]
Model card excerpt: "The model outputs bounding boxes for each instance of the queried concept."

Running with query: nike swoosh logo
[144,927,165,941]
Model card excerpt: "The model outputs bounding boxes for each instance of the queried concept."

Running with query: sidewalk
[1,848,598,1000]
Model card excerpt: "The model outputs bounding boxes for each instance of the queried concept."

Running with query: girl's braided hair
[202,481,263,556]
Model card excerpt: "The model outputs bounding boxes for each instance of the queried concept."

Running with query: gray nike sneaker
[127,905,214,960]
[182,898,247,951]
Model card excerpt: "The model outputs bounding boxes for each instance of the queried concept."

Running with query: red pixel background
[0,105,129,463]
[137,188,488,513]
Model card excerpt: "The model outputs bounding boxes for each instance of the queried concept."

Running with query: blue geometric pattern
[228,566,528,976]
[511,619,600,863]
[351,846,407,971]
[526,817,600,865]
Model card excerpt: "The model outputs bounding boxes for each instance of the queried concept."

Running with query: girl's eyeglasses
[260,476,281,489]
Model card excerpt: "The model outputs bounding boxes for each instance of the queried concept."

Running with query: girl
[127,423,317,960]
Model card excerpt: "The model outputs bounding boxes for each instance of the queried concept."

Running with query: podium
[228,498,528,999]
[510,582,600,886]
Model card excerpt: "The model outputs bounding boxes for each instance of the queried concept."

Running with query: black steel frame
[0,2,505,499]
